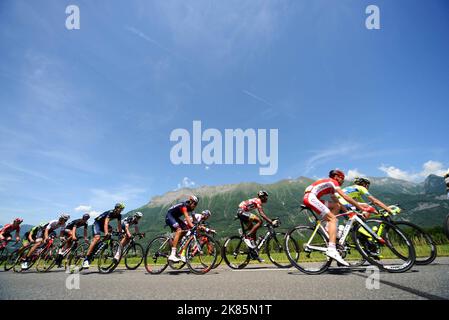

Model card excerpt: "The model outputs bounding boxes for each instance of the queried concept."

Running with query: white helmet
[134,212,143,219]
[59,213,70,221]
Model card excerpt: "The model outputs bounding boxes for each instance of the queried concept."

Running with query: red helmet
[14,218,23,224]
[329,169,345,180]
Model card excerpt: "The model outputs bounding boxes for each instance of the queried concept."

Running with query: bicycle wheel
[393,221,436,265]
[352,219,415,273]
[4,249,19,271]
[444,213,449,241]
[284,225,331,275]
[0,248,6,267]
[144,236,170,274]
[185,234,218,275]
[222,236,251,269]
[98,240,120,274]
[67,243,88,273]
[125,243,144,270]
[36,244,58,272]
[266,232,295,268]
[212,240,223,269]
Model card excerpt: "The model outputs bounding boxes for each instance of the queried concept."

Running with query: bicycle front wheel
[125,243,144,270]
[284,226,331,275]
[222,236,250,269]
[36,245,58,272]
[444,213,449,241]
[353,219,415,273]
[266,232,294,268]
[185,235,218,275]
[4,249,19,271]
[67,243,88,273]
[98,240,120,274]
[144,236,170,274]
[394,221,436,265]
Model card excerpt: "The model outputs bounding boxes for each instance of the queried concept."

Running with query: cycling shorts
[236,208,258,223]
[303,193,333,218]
[93,221,112,236]
[165,213,188,232]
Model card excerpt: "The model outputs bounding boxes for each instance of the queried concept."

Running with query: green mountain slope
[127,175,449,240]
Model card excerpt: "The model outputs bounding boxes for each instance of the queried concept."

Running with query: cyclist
[303,170,368,266]
[82,203,125,268]
[237,191,279,263]
[21,214,70,269]
[165,195,198,262]
[445,170,449,199]
[0,218,23,249]
[190,210,215,233]
[54,213,90,268]
[338,177,395,217]
[20,223,45,251]
[113,211,144,262]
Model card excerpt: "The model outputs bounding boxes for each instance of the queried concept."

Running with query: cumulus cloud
[379,160,448,182]
[177,177,196,190]
[346,169,366,181]
[74,205,92,212]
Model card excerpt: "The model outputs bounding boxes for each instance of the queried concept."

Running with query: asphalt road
[1,258,448,300]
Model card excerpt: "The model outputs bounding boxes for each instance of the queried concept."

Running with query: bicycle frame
[304,211,386,253]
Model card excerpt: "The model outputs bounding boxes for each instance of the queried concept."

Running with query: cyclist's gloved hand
[272,220,280,227]
[389,205,401,215]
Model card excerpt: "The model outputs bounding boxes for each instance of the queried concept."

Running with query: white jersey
[45,220,66,232]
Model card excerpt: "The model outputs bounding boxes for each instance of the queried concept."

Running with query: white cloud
[347,169,366,181]
[74,205,92,212]
[89,186,147,212]
[177,177,196,190]
[379,160,448,182]
[205,166,210,170]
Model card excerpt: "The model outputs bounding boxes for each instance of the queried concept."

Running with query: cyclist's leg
[166,214,184,261]
[246,215,261,240]
[83,222,102,267]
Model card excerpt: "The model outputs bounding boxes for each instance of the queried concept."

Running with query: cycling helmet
[187,195,199,205]
[201,210,211,218]
[14,218,23,224]
[389,205,401,215]
[82,213,90,220]
[354,177,371,186]
[329,169,345,180]
[115,203,125,210]
[257,190,269,198]
[59,213,70,221]
[134,211,143,219]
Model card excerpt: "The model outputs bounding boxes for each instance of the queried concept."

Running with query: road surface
[1,258,448,300]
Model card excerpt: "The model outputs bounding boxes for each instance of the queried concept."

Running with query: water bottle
[337,225,345,239]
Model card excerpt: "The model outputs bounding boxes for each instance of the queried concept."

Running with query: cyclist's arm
[134,225,139,235]
[332,194,348,212]
[183,208,194,229]
[257,208,272,224]
[104,218,110,235]
[15,230,20,242]
[117,216,123,233]
[72,226,77,240]
[44,227,49,241]
[335,189,365,212]
[367,195,392,213]
[83,226,88,240]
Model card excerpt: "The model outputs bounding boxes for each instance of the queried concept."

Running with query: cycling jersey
[167,202,190,218]
[445,172,449,189]
[337,185,371,205]
[95,210,122,223]
[304,178,341,199]
[45,220,66,232]
[0,223,20,236]
[121,216,139,229]
[303,178,341,217]
[238,198,263,212]
[66,219,88,230]
[165,202,191,231]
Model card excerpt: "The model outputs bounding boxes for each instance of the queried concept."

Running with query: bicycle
[369,204,437,265]
[66,238,90,273]
[144,224,219,275]
[222,217,297,269]
[1,242,21,271]
[109,233,145,272]
[284,205,416,274]
[35,233,60,272]
[79,232,121,274]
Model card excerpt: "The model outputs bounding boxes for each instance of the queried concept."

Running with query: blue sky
[1,0,448,224]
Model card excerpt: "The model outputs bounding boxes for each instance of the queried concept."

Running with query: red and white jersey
[304,178,340,199]
[238,198,263,212]
[0,224,20,235]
